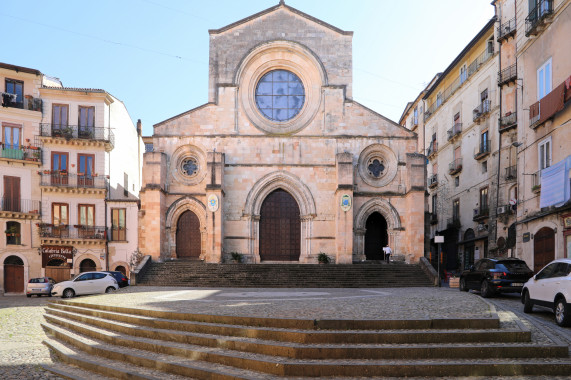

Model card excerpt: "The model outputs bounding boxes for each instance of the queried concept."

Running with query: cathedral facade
[139,2,425,264]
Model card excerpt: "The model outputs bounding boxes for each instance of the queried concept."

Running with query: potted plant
[230,252,243,263]
[4,226,18,236]
[317,252,330,264]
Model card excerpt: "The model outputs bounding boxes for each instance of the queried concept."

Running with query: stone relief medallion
[207,194,219,212]
[358,144,398,187]
[340,194,352,212]
[171,145,207,186]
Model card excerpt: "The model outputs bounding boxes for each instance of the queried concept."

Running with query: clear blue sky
[1,0,493,136]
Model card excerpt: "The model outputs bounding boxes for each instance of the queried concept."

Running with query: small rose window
[367,157,386,178]
[182,158,199,177]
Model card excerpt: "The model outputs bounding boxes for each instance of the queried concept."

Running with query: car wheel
[459,278,468,292]
[105,286,115,294]
[26,295,31,298]
[554,298,570,327]
[480,280,494,298]
[523,290,533,313]
[62,288,75,299]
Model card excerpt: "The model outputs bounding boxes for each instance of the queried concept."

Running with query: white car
[521,258,571,327]
[51,271,118,298]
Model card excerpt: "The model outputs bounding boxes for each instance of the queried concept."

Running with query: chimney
[136,119,142,136]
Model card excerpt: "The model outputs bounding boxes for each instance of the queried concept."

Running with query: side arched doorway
[115,265,127,276]
[176,210,201,259]
[3,255,24,293]
[534,227,555,273]
[364,212,388,260]
[46,259,71,283]
[259,189,301,261]
[79,259,96,273]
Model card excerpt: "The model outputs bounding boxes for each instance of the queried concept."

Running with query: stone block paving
[2,287,571,379]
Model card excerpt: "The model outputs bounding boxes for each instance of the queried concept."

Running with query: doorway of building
[115,265,127,276]
[3,255,24,293]
[534,227,555,273]
[176,210,201,259]
[79,258,96,273]
[259,189,301,261]
[364,212,388,260]
[46,259,71,283]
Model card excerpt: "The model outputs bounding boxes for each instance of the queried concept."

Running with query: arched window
[5,221,21,245]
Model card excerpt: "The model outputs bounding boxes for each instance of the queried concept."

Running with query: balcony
[429,213,438,225]
[447,123,462,141]
[474,140,491,160]
[497,204,514,216]
[499,112,517,132]
[505,165,517,181]
[40,124,115,151]
[0,144,43,164]
[497,17,516,42]
[526,0,554,37]
[428,174,438,189]
[498,63,517,87]
[39,172,108,195]
[473,206,489,222]
[1,93,42,112]
[39,224,106,244]
[532,170,542,193]
[447,217,461,229]
[449,158,463,175]
[427,141,438,158]
[0,198,41,219]
[473,100,491,123]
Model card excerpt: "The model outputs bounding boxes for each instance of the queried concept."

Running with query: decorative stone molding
[165,196,207,260]
[235,40,326,135]
[357,144,398,188]
[74,254,102,273]
[170,145,207,186]
[354,198,402,231]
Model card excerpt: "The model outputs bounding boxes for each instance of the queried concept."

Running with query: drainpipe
[494,3,503,257]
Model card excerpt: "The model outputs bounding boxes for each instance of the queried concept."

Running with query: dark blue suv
[460,258,533,297]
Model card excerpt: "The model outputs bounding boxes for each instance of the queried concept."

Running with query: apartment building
[514,0,571,270]
[421,19,500,273]
[1,63,143,294]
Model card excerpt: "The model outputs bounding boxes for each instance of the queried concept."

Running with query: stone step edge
[46,306,532,353]
[42,322,571,378]
[42,321,262,380]
[44,313,569,367]
[52,300,498,330]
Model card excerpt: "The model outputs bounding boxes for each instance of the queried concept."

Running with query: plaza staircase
[135,261,434,288]
[41,300,571,379]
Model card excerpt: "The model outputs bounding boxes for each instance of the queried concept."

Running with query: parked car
[26,277,56,297]
[521,258,571,327]
[103,271,129,288]
[459,258,534,297]
[51,271,118,298]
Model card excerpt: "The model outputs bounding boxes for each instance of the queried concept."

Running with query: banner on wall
[41,245,73,267]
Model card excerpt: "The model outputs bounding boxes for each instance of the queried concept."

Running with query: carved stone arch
[353,198,403,262]
[165,196,207,260]
[244,171,316,263]
[73,253,102,274]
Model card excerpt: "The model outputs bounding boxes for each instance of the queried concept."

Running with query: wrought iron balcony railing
[526,0,553,36]
[498,63,517,86]
[447,123,462,141]
[497,17,516,42]
[428,174,438,188]
[39,172,108,189]
[0,198,41,214]
[1,93,42,111]
[40,124,114,148]
[447,217,461,229]
[473,100,491,122]
[427,141,438,157]
[473,206,490,221]
[499,112,517,131]
[505,165,517,181]
[449,158,463,175]
[39,225,106,240]
[0,144,43,163]
[430,213,438,224]
[474,139,491,160]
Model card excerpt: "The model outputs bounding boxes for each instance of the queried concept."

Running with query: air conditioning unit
[497,206,508,215]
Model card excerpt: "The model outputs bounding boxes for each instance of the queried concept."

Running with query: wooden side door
[4,264,24,293]
[534,227,555,273]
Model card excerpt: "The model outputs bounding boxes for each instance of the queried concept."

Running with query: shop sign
[523,232,531,243]
[42,245,74,267]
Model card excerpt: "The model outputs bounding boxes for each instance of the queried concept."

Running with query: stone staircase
[137,261,434,288]
[41,300,571,378]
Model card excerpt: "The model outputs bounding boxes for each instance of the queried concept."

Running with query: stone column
[335,152,354,264]
[205,151,225,263]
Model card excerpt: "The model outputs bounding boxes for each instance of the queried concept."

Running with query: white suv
[521,258,571,327]
[51,271,118,298]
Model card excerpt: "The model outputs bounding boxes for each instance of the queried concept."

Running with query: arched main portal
[364,212,388,260]
[176,210,201,259]
[534,227,555,273]
[259,189,301,261]
[79,259,96,273]
[3,255,24,293]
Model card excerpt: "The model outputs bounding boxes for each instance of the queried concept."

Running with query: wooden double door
[259,189,301,261]
[4,264,24,293]
[534,227,555,273]
[176,211,201,258]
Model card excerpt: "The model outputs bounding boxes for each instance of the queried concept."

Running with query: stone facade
[140,2,425,264]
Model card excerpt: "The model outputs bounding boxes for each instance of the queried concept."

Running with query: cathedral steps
[42,301,571,378]
[137,262,434,288]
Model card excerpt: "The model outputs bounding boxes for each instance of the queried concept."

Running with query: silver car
[26,277,56,297]
[51,271,118,298]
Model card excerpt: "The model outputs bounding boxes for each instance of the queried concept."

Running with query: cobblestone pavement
[0,295,63,380]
